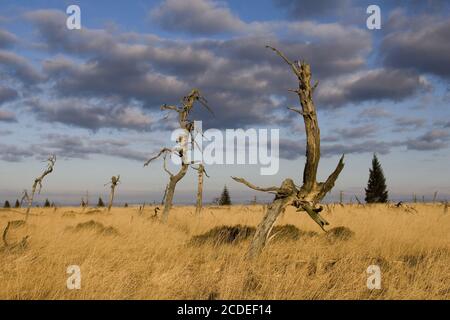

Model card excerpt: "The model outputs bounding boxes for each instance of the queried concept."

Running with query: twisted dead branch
[232,46,345,259]
[2,220,29,251]
[144,89,212,222]
[25,155,56,221]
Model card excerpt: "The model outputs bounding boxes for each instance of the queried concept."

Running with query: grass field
[0,203,449,299]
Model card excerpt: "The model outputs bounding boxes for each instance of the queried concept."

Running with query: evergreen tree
[124,203,129,208]
[44,199,51,207]
[97,197,105,207]
[14,199,20,208]
[365,154,388,203]
[3,200,11,208]
[219,186,231,205]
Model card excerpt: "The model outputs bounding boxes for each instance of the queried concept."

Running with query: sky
[0,0,449,205]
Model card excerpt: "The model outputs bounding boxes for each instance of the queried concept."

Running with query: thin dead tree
[105,175,120,211]
[232,46,345,259]
[26,155,56,221]
[144,89,212,222]
[20,190,29,207]
[192,164,209,215]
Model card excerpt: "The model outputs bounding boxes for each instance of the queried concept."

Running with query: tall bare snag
[144,89,212,222]
[232,46,345,259]
[105,175,120,211]
[26,155,56,221]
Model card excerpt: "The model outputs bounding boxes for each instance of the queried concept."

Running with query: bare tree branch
[231,177,280,194]
[144,148,173,167]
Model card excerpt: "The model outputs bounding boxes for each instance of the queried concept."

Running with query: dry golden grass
[0,203,449,300]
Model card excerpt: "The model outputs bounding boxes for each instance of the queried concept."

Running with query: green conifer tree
[219,186,231,205]
[365,154,388,203]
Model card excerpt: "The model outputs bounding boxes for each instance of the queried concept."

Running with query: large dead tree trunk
[26,155,56,221]
[232,46,344,259]
[162,164,189,222]
[105,175,120,211]
[193,164,209,215]
[144,89,212,222]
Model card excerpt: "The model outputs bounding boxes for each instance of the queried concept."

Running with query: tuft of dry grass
[0,203,449,299]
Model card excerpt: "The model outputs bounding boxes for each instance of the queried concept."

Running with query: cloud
[274,0,353,19]
[0,144,33,162]
[27,98,153,131]
[316,69,428,107]
[434,120,450,129]
[0,29,17,48]
[40,134,150,162]
[358,107,392,119]
[0,109,16,122]
[150,0,245,35]
[335,125,377,139]
[0,134,151,163]
[0,50,44,85]
[322,140,396,157]
[406,129,450,151]
[393,117,426,132]
[24,10,123,55]
[0,86,18,104]
[22,9,376,130]
[279,135,400,160]
[381,15,450,78]
[275,0,450,20]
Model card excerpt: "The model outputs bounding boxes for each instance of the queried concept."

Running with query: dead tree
[105,175,120,211]
[20,190,29,207]
[144,89,212,222]
[232,46,344,259]
[26,155,56,221]
[192,164,209,214]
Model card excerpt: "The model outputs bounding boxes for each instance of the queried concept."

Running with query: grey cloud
[0,86,18,104]
[317,69,427,107]
[274,0,353,19]
[434,120,450,129]
[358,107,392,119]
[393,117,426,132]
[0,109,16,122]
[27,98,153,131]
[22,8,380,132]
[0,144,33,162]
[43,56,188,108]
[24,10,119,55]
[275,0,450,20]
[382,17,450,78]
[279,138,305,160]
[0,50,44,85]
[0,29,17,48]
[18,7,437,134]
[279,137,399,160]
[322,140,394,157]
[150,0,245,35]
[40,134,149,162]
[336,125,377,139]
[406,129,450,151]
